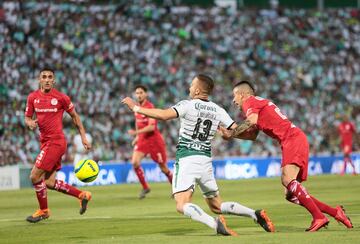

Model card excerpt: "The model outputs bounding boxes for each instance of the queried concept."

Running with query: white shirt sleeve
[171,100,190,118]
[219,108,235,129]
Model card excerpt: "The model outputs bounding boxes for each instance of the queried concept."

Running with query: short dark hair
[40,67,55,75]
[195,73,214,94]
[134,84,148,92]
[233,80,255,95]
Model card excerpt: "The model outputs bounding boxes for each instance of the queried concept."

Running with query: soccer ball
[74,159,99,183]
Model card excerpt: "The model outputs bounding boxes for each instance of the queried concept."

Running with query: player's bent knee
[210,205,221,214]
[29,174,36,183]
[281,175,292,187]
[159,165,169,173]
[132,161,141,168]
[176,202,185,214]
[29,173,40,183]
[45,179,55,189]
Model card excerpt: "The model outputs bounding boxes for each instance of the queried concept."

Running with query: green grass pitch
[0,175,359,244]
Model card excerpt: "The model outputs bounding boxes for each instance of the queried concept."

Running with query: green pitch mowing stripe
[0,175,359,244]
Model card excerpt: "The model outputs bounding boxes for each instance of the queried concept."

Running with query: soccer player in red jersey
[221,81,353,232]
[128,85,173,199]
[337,115,357,175]
[24,68,92,223]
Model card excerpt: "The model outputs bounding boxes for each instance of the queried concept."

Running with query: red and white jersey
[25,88,74,142]
[338,121,356,146]
[242,96,299,143]
[135,100,162,141]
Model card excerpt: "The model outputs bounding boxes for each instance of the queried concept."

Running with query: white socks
[183,203,217,230]
[182,202,257,232]
[221,202,257,220]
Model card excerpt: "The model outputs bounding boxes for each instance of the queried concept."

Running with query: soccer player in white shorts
[122,74,275,235]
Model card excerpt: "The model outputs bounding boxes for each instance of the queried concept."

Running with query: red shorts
[135,139,167,164]
[281,130,309,182]
[35,139,67,172]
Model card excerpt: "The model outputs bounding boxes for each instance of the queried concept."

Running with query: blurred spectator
[72,133,93,166]
[0,1,359,165]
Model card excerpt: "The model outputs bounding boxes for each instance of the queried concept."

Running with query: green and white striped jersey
[172,99,234,160]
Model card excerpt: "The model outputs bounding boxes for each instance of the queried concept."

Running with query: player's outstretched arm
[220,123,259,141]
[233,126,259,141]
[68,109,92,151]
[230,114,259,140]
[122,97,177,121]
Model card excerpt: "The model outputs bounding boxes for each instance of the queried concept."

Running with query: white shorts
[172,155,218,198]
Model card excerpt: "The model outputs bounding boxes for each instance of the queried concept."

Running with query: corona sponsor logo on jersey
[35,108,58,113]
[195,102,217,112]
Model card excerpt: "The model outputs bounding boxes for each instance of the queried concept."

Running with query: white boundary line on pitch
[1,213,360,222]
[0,216,113,222]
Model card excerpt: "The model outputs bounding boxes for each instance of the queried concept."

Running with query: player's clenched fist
[128,129,137,136]
[81,136,92,151]
[122,97,136,111]
[217,126,232,140]
[28,119,38,130]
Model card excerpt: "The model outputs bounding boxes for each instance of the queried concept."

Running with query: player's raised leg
[132,151,150,199]
[195,157,238,235]
[158,162,173,183]
[287,187,353,228]
[174,190,236,236]
[344,154,357,175]
[205,189,274,232]
[282,164,328,232]
[172,156,237,236]
[27,166,50,223]
[151,147,172,184]
[311,197,353,228]
[341,156,348,175]
[45,170,92,215]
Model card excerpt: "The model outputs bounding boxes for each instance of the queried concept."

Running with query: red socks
[33,180,48,210]
[54,180,82,198]
[344,156,356,174]
[310,196,337,217]
[34,179,82,210]
[134,166,150,190]
[287,180,325,219]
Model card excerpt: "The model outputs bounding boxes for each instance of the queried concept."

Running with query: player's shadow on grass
[161,228,211,236]
[274,225,348,233]
[275,226,307,232]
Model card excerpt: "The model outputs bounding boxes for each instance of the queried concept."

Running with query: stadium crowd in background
[1,1,359,166]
